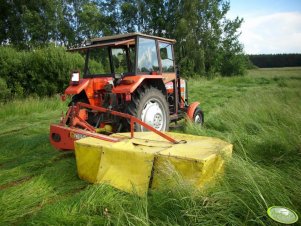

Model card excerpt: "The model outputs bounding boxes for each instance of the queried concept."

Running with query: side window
[112,48,127,73]
[159,42,174,72]
[137,38,159,73]
[87,48,108,75]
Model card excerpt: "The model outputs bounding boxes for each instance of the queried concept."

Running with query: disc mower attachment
[74,132,232,196]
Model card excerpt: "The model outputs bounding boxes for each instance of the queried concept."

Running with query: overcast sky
[228,0,301,54]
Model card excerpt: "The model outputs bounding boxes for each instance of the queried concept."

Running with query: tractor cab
[50,33,203,150]
[70,33,176,79]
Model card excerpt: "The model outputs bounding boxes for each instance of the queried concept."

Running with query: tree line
[0,0,247,78]
[248,54,301,68]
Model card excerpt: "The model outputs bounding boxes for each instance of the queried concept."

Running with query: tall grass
[0,68,300,225]
[204,88,301,164]
[0,96,66,119]
[183,71,301,225]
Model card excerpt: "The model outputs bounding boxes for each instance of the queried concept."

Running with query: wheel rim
[194,113,202,124]
[140,98,167,131]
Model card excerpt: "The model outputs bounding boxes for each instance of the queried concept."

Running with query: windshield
[137,38,159,73]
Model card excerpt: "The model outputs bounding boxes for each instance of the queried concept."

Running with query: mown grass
[0,67,300,225]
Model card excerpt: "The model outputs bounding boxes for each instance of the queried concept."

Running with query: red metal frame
[78,102,177,143]
[50,124,120,150]
[50,102,178,150]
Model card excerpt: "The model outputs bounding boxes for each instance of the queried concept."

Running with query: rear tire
[127,86,170,132]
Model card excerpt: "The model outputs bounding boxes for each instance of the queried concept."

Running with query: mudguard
[65,79,90,95]
[112,75,164,94]
[186,102,200,120]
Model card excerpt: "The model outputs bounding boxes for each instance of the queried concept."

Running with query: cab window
[137,38,159,73]
[112,48,127,74]
[85,47,110,76]
[159,42,174,72]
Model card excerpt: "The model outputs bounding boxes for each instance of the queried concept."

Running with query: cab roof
[91,32,176,44]
[68,33,176,52]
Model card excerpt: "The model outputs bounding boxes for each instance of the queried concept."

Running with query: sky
[228,0,301,54]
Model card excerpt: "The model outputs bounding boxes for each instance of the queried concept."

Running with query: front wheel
[193,107,204,126]
[127,86,170,132]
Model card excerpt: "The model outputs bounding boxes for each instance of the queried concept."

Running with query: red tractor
[50,33,203,150]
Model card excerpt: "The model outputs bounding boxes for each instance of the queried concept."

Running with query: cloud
[239,12,301,54]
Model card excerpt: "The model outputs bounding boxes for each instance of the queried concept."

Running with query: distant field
[248,66,301,77]
[0,68,300,225]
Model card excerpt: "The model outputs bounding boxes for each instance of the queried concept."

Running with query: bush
[0,78,11,102]
[220,53,248,77]
[0,46,84,100]
[0,47,24,97]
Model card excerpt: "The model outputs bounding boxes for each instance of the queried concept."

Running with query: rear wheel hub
[141,99,166,131]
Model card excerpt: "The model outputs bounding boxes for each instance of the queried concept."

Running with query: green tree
[0,0,247,77]
[100,0,121,35]
[128,0,246,77]
[0,0,76,48]
[174,0,206,76]
[219,16,247,76]
[77,2,105,40]
[120,1,138,32]
[0,0,26,47]
[172,0,246,77]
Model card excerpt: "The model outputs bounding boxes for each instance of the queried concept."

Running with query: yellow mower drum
[151,134,232,188]
[75,132,233,195]
[75,138,159,196]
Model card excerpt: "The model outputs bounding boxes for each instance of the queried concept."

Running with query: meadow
[0,67,300,225]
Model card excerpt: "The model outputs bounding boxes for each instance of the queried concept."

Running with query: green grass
[0,67,300,225]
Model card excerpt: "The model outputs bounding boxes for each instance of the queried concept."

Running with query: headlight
[71,71,80,83]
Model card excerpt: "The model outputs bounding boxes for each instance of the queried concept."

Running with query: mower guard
[50,124,120,150]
